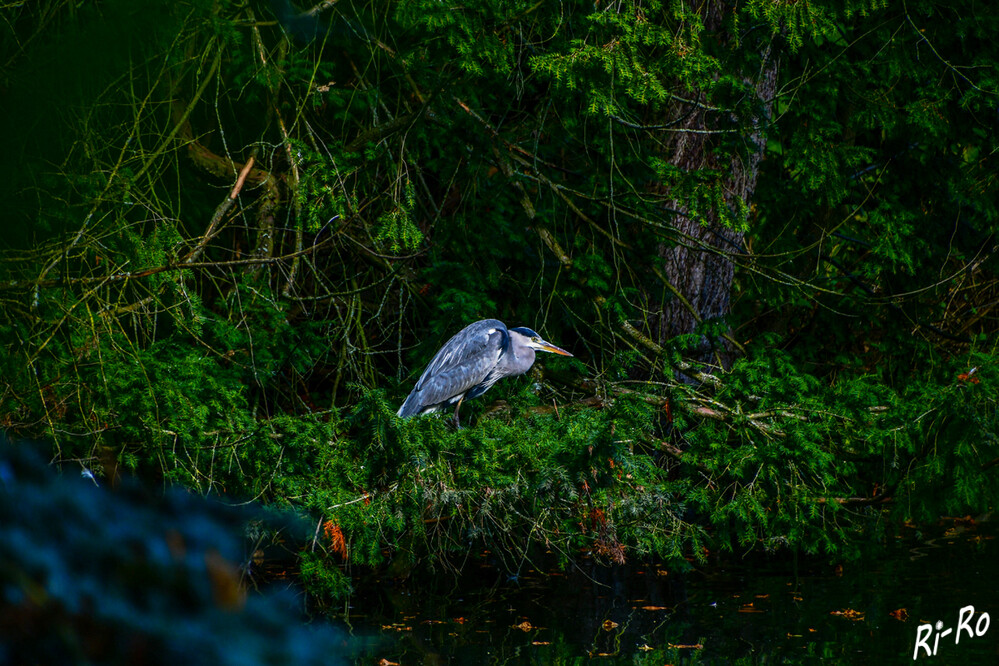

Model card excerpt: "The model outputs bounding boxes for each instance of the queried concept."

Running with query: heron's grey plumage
[397,319,572,425]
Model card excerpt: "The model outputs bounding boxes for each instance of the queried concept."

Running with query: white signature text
[913,605,990,660]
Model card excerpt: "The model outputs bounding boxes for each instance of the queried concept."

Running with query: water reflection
[337,518,997,664]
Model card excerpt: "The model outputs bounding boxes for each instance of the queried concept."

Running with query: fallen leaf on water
[514,621,534,631]
[667,643,703,649]
[830,608,865,620]
[531,641,550,646]
[637,644,654,651]
[738,602,764,613]
[380,624,413,632]
[602,620,619,630]
[641,605,670,611]
[890,608,909,621]
[378,660,399,666]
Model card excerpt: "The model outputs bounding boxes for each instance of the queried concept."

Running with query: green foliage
[306,389,702,572]
[2,0,999,603]
[374,178,423,253]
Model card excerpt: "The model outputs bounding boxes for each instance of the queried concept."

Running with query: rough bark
[657,8,778,365]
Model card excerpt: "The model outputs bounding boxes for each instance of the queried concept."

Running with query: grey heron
[397,319,573,426]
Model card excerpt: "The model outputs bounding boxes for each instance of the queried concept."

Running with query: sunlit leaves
[530,0,721,110]
[374,179,424,253]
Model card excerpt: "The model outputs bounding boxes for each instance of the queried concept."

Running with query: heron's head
[509,327,573,357]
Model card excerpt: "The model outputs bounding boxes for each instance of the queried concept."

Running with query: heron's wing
[408,319,508,409]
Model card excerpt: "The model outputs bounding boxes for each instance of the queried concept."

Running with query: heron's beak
[538,340,573,357]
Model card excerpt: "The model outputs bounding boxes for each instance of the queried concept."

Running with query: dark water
[336,518,998,664]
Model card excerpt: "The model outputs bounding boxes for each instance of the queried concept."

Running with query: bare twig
[2,239,336,293]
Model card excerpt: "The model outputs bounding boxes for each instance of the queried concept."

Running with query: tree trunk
[657,11,778,366]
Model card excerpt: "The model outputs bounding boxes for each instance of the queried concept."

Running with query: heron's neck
[512,347,535,375]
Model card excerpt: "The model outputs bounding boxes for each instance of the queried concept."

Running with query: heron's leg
[452,396,464,429]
